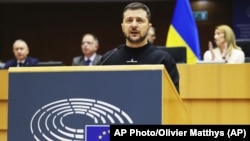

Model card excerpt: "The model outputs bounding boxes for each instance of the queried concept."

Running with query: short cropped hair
[123,2,151,22]
[83,33,99,45]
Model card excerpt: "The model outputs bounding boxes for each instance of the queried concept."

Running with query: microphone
[99,45,123,65]
[99,47,118,65]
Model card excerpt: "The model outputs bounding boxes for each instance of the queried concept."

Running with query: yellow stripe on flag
[166,25,199,64]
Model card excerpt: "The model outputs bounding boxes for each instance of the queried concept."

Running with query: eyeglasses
[82,41,94,45]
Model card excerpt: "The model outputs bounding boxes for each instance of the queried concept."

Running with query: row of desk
[178,64,250,124]
[1,64,250,140]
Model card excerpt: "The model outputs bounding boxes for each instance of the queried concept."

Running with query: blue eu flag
[85,125,110,141]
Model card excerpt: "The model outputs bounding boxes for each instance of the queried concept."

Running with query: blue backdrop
[8,70,163,141]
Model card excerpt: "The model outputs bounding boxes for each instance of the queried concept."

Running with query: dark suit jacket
[4,56,39,69]
[72,54,102,66]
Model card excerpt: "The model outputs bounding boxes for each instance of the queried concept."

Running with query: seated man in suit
[4,39,39,69]
[72,33,102,66]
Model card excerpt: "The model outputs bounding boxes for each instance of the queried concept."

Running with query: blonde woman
[203,24,245,63]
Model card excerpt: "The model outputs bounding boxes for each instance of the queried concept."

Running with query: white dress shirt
[203,48,245,64]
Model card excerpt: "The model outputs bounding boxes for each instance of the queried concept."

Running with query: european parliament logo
[85,125,110,141]
[30,98,133,140]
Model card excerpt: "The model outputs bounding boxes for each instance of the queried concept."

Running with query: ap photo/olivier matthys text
[113,128,247,138]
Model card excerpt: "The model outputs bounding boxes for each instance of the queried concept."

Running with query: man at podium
[99,2,180,93]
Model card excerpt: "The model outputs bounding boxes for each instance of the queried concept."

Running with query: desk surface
[177,64,250,99]
[177,64,250,124]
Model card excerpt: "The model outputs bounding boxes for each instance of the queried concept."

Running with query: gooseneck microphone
[99,46,121,65]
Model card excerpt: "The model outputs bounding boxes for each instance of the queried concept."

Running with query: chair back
[157,46,187,63]
[236,39,250,63]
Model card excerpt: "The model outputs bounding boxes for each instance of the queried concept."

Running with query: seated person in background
[203,24,245,63]
[147,26,156,44]
[72,33,102,66]
[4,39,39,69]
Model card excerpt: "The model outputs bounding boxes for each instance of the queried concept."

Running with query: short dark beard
[125,33,147,44]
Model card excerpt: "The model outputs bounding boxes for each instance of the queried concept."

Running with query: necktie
[85,59,91,66]
[18,62,24,67]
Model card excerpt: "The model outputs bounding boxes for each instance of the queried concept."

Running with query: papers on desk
[196,60,226,64]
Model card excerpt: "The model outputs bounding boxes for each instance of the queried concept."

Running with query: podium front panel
[8,69,163,141]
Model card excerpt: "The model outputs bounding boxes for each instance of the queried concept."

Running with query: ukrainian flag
[166,0,201,64]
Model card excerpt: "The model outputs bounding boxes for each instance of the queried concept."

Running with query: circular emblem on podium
[30,98,133,140]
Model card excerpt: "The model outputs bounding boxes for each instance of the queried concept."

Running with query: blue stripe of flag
[171,0,201,59]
